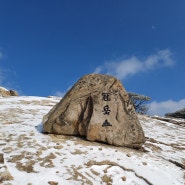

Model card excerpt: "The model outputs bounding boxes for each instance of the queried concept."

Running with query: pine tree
[128,92,151,114]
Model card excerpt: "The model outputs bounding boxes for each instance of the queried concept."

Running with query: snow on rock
[0,96,184,185]
[0,87,18,97]
[0,86,9,91]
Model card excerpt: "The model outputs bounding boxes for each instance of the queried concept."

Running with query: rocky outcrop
[0,87,18,97]
[43,74,146,149]
[152,115,185,127]
[165,108,185,119]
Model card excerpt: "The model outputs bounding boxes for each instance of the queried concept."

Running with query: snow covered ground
[0,96,184,185]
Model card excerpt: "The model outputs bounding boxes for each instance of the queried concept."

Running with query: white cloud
[148,99,185,116]
[54,85,72,97]
[94,49,174,80]
[54,91,66,97]
[93,66,102,74]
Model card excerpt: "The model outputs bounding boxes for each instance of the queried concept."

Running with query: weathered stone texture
[43,74,145,148]
[0,87,18,97]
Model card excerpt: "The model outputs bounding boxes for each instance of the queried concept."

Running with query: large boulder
[43,74,145,148]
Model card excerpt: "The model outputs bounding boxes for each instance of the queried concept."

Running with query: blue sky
[0,0,185,116]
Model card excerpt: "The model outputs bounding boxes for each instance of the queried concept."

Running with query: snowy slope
[0,96,184,185]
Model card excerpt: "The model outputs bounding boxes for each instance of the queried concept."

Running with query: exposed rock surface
[43,74,145,148]
[0,87,18,97]
[152,115,185,127]
[165,108,185,119]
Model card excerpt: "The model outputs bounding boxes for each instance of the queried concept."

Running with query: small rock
[122,176,126,181]
[9,89,18,96]
[54,145,63,149]
[126,153,131,157]
[0,153,4,164]
[142,162,147,165]
[48,181,58,185]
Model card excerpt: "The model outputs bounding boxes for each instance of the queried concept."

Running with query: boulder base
[43,74,145,148]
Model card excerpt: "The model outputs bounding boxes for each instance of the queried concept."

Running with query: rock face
[0,87,18,97]
[165,108,185,119]
[43,74,145,148]
[152,115,185,127]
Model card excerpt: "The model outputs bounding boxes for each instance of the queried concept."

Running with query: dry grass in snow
[0,96,185,185]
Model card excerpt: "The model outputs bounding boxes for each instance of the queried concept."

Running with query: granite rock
[43,74,145,148]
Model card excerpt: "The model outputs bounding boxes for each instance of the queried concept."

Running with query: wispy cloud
[94,49,174,80]
[54,84,73,97]
[148,99,185,116]
[0,51,3,59]
[152,25,156,29]
[0,50,19,91]
[54,91,66,97]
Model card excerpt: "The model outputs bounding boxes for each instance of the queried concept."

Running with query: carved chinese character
[102,92,111,101]
[102,105,111,115]
[102,119,112,127]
